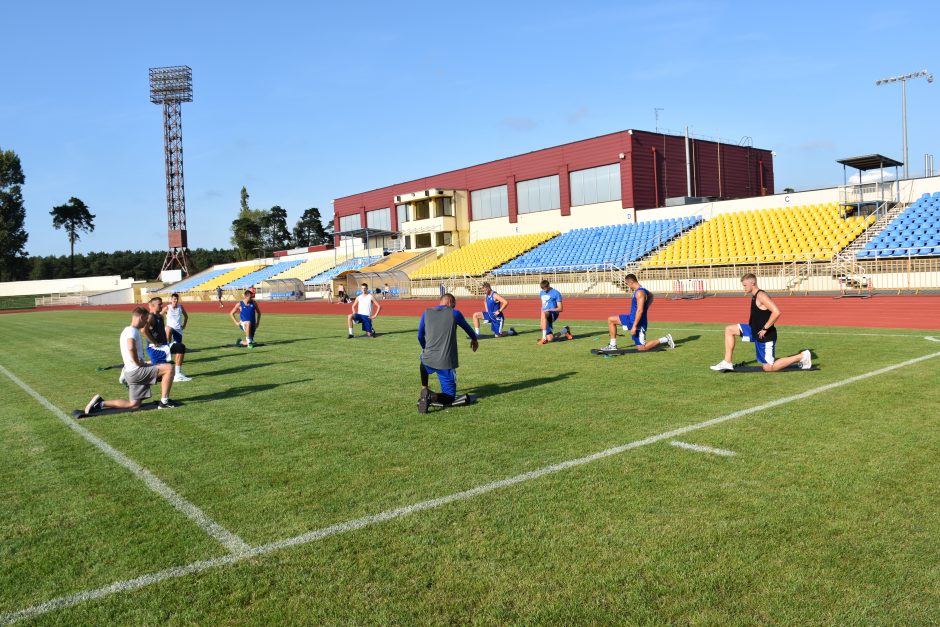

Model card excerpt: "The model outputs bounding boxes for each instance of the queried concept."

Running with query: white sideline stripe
[3,349,940,625]
[508,321,930,338]
[0,364,249,556]
[926,336,939,342]
[670,441,736,457]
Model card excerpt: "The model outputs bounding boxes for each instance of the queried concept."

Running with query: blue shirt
[238,300,257,322]
[630,287,652,327]
[540,288,562,311]
[418,306,477,348]
[485,292,501,315]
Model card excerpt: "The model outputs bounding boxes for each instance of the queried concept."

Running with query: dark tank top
[749,290,777,342]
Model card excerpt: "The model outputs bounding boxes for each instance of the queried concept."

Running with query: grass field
[1,308,939,624]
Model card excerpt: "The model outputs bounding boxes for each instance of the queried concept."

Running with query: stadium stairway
[305,256,383,285]
[856,192,940,258]
[410,232,559,278]
[492,218,700,275]
[645,203,874,266]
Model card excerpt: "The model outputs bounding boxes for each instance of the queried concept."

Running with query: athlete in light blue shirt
[538,279,573,344]
[601,274,674,352]
[471,282,517,338]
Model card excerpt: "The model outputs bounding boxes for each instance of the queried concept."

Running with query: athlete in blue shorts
[711,273,812,372]
[347,283,381,338]
[472,282,517,338]
[230,289,261,347]
[417,293,479,413]
[537,279,573,344]
[142,296,191,381]
[600,274,673,352]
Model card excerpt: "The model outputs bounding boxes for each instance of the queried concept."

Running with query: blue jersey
[485,292,501,315]
[540,288,562,311]
[239,300,256,322]
[630,287,652,328]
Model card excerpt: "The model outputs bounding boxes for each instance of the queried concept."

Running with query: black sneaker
[158,399,180,410]
[417,388,430,414]
[347,334,354,339]
[507,328,517,336]
[84,394,103,415]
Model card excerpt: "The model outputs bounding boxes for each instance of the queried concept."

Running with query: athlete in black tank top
[749,289,777,343]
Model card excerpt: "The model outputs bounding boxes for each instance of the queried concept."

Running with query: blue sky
[3,0,938,256]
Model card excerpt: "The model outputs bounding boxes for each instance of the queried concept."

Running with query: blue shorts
[618,314,647,346]
[421,360,456,397]
[169,328,183,343]
[543,311,560,333]
[738,323,776,365]
[239,320,255,340]
[352,313,373,333]
[147,345,170,365]
[483,311,504,334]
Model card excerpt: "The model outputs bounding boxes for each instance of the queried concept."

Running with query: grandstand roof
[837,154,903,171]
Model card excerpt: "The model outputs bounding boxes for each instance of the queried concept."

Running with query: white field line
[0,364,249,556]
[670,441,736,457]
[505,321,932,338]
[3,349,939,625]
[926,336,939,342]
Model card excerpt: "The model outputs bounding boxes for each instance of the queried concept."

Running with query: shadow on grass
[182,378,315,404]
[674,334,701,347]
[197,360,301,378]
[468,371,577,398]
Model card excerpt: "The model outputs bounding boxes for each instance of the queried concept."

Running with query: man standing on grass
[417,293,479,413]
[144,297,191,382]
[231,289,261,347]
[347,283,381,338]
[599,274,673,353]
[537,279,573,344]
[164,292,189,345]
[710,273,812,372]
[216,285,224,309]
[84,307,179,415]
[472,282,517,338]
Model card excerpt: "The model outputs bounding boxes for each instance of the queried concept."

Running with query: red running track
[9,295,940,330]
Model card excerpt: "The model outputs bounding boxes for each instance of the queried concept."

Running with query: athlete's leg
[472,312,484,335]
[102,398,142,410]
[347,313,355,336]
[435,369,457,405]
[723,324,742,362]
[762,353,804,372]
[607,315,619,341]
[361,316,374,335]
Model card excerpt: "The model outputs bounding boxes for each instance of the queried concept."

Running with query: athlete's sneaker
[799,349,812,370]
[417,388,430,414]
[84,394,103,415]
[507,328,518,336]
[710,360,735,372]
[173,373,193,382]
[157,399,180,410]
[236,338,244,347]
[347,333,354,339]
[666,333,675,349]
[537,338,549,345]
[563,326,574,340]
[247,342,254,350]
[598,344,619,353]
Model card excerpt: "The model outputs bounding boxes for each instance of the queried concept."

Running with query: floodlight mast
[875,70,933,179]
[149,66,194,276]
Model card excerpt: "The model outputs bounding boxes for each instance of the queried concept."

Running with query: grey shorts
[124,365,161,401]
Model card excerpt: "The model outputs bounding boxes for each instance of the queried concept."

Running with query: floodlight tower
[149,66,194,276]
[875,69,934,179]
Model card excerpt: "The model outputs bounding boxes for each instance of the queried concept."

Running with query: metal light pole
[875,70,934,179]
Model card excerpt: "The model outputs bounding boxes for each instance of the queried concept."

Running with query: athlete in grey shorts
[84,307,179,415]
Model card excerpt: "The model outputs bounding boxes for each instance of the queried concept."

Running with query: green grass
[1,309,938,624]
[0,295,44,310]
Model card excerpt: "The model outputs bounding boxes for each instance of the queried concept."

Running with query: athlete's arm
[417,312,427,348]
[254,302,262,328]
[554,295,564,314]
[181,306,188,329]
[495,293,509,314]
[230,302,242,327]
[370,295,381,319]
[141,322,159,346]
[755,292,781,339]
[454,310,479,352]
[127,337,145,368]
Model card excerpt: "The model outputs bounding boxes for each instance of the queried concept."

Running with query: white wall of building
[0,275,134,297]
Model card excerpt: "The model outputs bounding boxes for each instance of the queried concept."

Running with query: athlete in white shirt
[164,292,188,343]
[347,283,382,338]
[83,307,178,415]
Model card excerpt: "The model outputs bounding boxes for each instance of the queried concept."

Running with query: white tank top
[357,294,373,316]
[166,303,184,330]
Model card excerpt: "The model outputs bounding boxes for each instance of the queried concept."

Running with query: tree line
[0,147,334,281]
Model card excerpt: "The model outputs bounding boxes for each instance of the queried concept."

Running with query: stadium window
[517,174,560,214]
[415,233,432,248]
[470,185,509,220]
[366,208,391,231]
[440,196,454,216]
[396,203,411,223]
[569,163,621,206]
[339,214,361,233]
[414,199,431,220]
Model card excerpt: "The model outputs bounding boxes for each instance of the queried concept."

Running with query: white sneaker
[710,360,734,371]
[666,334,675,349]
[799,350,812,370]
[173,373,193,382]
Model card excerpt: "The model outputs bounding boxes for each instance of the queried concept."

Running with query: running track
[7,296,940,330]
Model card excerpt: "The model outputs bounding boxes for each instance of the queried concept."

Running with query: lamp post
[875,70,934,179]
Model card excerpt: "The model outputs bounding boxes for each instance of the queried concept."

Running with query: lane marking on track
[3,350,940,624]
[0,364,249,556]
[670,441,736,457]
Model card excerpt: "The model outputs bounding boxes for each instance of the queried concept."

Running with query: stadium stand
[223,260,305,289]
[305,256,382,285]
[359,251,420,272]
[645,203,874,266]
[857,192,940,258]
[410,232,559,278]
[492,218,701,275]
[196,264,266,292]
[266,256,350,283]
[165,266,231,293]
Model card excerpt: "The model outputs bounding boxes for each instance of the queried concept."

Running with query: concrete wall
[468,200,633,241]
[0,275,134,297]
